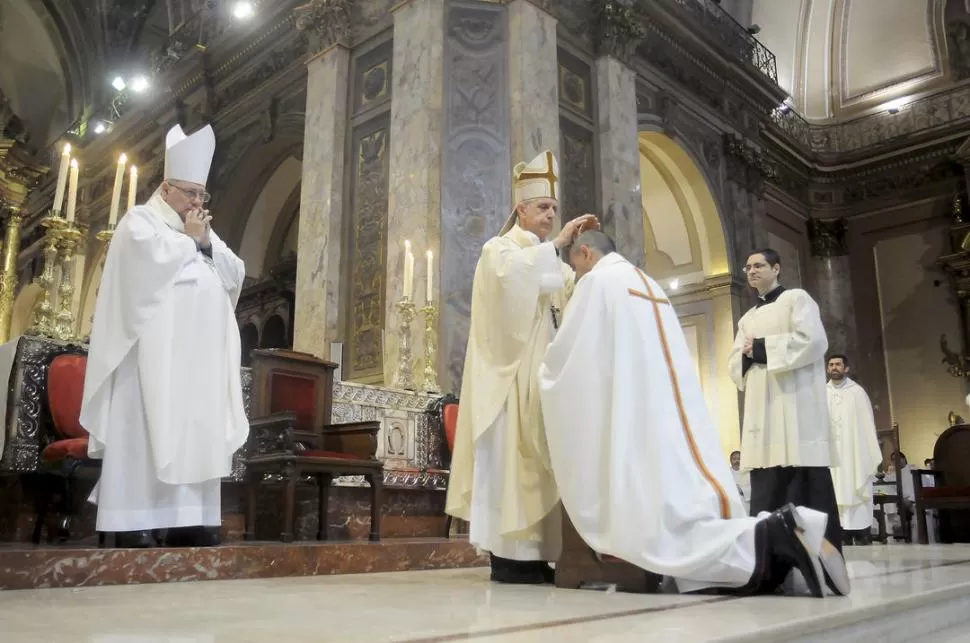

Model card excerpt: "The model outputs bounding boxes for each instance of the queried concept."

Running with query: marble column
[0,207,23,343]
[595,56,644,265]
[384,0,445,388]
[293,44,350,356]
[508,0,560,165]
[809,217,858,357]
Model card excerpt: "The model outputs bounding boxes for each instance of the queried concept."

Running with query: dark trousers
[749,466,843,552]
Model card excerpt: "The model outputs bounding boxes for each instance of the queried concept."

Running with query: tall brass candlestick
[394,298,416,391]
[53,224,83,341]
[25,216,66,338]
[420,303,440,393]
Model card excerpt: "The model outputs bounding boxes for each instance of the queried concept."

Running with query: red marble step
[0,538,487,591]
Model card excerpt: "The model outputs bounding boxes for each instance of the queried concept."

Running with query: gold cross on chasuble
[516,150,559,200]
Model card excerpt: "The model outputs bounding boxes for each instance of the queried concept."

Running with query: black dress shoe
[740,504,824,598]
[489,554,547,584]
[114,530,156,548]
[163,526,222,547]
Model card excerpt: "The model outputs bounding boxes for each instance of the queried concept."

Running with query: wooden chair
[32,353,104,545]
[912,424,970,543]
[555,510,661,593]
[244,349,384,543]
[872,424,911,543]
[426,394,460,537]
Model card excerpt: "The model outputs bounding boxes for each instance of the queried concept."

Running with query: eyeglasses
[170,183,211,204]
[742,262,769,274]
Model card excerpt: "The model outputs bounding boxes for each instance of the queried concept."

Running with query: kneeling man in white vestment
[445,149,598,584]
[826,354,881,545]
[538,232,849,597]
[81,124,249,548]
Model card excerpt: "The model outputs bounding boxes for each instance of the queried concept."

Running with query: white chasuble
[827,378,881,529]
[728,289,836,469]
[539,253,791,591]
[80,193,249,531]
[446,224,574,560]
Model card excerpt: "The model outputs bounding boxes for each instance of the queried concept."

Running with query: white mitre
[164,124,216,187]
[499,149,560,235]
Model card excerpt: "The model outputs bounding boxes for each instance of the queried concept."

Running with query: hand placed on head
[184,208,212,247]
[553,214,600,249]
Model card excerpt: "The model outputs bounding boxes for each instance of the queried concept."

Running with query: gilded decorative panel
[354,41,393,115]
[558,48,593,121]
[347,117,390,381]
[439,1,511,393]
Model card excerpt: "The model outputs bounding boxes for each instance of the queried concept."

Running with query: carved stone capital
[593,0,646,63]
[808,217,849,258]
[295,0,355,54]
[723,134,776,195]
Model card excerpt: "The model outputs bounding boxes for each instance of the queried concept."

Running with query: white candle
[126,165,138,214]
[426,250,434,303]
[108,153,127,226]
[403,240,414,301]
[65,159,79,223]
[53,143,71,214]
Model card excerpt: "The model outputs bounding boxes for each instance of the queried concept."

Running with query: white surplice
[728,289,836,469]
[538,253,829,591]
[827,378,881,529]
[80,192,249,531]
[446,224,574,561]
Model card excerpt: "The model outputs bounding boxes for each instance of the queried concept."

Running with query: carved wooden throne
[244,349,384,542]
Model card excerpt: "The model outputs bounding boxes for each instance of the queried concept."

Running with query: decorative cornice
[592,1,647,64]
[294,0,355,55]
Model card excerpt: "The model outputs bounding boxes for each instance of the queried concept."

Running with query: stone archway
[638,131,741,454]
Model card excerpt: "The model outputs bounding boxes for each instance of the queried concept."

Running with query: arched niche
[260,315,287,349]
[638,130,740,455]
[237,156,303,279]
[240,323,259,367]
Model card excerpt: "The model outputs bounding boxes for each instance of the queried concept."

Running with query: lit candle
[53,143,72,214]
[403,240,414,301]
[126,165,138,214]
[426,250,434,303]
[65,159,79,223]
[108,153,127,227]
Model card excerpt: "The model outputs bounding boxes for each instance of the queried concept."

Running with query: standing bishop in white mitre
[445,150,597,584]
[825,354,881,545]
[81,124,249,549]
[538,232,848,597]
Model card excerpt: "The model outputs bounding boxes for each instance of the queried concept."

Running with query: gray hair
[570,230,616,256]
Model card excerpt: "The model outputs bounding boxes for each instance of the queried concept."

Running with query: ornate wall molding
[295,0,355,53]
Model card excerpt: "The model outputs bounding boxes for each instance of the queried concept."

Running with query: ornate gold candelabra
[25,214,66,338]
[420,302,441,393]
[52,223,83,341]
[394,298,416,391]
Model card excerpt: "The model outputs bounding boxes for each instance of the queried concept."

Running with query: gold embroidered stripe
[632,268,731,519]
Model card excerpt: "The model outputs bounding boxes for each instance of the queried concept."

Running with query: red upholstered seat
[443,403,458,454]
[48,354,89,441]
[42,437,89,462]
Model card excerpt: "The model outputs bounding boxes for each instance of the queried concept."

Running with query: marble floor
[2,545,970,642]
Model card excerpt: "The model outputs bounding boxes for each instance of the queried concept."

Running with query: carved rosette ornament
[593,0,647,63]
[294,0,355,54]
[808,217,849,258]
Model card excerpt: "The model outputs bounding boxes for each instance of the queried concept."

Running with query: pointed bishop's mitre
[164,124,216,187]
[500,149,560,235]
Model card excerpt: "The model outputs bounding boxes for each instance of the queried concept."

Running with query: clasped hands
[184,208,212,248]
[553,213,600,249]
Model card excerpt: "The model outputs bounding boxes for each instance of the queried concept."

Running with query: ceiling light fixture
[130,75,150,93]
[94,122,107,134]
[111,76,126,91]
[232,1,255,19]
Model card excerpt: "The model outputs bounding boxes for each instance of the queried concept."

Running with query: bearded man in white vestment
[729,249,843,558]
[80,124,249,548]
[825,354,881,545]
[538,232,848,597]
[445,149,598,584]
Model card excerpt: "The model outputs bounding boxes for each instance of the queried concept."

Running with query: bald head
[568,230,616,278]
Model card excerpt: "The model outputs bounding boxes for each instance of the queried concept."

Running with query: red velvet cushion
[269,372,317,430]
[301,450,359,460]
[47,354,88,439]
[443,403,459,454]
[42,437,89,462]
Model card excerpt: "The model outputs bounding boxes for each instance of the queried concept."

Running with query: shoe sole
[818,539,851,596]
[784,506,825,598]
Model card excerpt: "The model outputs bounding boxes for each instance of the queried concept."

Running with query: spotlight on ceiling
[669,278,680,291]
[882,97,909,115]
[232,1,255,19]
[130,75,150,93]
[93,121,107,134]
[111,76,126,91]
